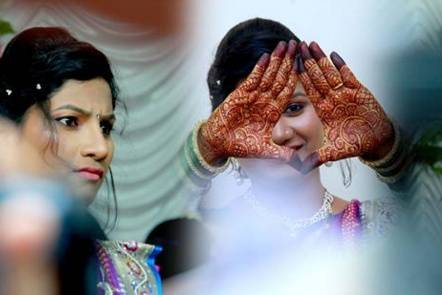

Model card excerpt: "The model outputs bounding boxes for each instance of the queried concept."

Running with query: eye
[100,121,114,136]
[284,103,304,115]
[55,116,79,128]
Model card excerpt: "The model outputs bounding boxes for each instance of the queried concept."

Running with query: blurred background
[0,0,440,243]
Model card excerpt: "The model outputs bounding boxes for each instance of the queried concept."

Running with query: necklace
[242,188,334,237]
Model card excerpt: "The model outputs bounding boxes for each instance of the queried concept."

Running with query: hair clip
[36,83,42,90]
[216,80,221,86]
[209,95,214,100]
[5,89,12,96]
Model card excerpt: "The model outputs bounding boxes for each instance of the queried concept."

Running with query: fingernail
[296,55,305,73]
[301,152,319,174]
[274,41,287,58]
[287,40,297,58]
[300,41,312,61]
[330,52,346,69]
[257,53,270,67]
[309,41,326,61]
[289,154,303,171]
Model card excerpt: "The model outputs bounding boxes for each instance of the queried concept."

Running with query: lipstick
[75,167,104,181]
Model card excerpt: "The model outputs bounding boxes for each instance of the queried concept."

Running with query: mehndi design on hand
[293,41,394,173]
[200,40,298,165]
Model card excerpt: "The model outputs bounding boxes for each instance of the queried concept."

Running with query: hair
[0,27,121,230]
[207,18,300,111]
[207,18,352,186]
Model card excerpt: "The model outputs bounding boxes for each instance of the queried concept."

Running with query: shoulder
[96,240,162,294]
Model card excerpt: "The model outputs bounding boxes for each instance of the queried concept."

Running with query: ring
[332,82,343,90]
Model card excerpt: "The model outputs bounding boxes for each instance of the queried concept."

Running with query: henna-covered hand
[199,40,298,165]
[293,41,394,173]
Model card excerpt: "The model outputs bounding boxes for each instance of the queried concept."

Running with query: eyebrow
[52,104,115,121]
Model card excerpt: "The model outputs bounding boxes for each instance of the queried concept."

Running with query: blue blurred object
[0,176,106,294]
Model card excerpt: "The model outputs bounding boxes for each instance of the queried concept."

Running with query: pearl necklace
[242,188,334,237]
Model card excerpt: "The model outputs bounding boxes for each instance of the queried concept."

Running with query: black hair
[207,18,300,111]
[0,27,121,230]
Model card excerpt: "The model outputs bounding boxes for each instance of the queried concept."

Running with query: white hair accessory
[6,89,12,96]
[36,83,42,90]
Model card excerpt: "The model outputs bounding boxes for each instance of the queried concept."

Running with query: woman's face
[21,78,115,203]
[238,82,324,182]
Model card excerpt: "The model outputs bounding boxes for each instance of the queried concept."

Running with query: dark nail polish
[300,41,312,61]
[289,154,303,171]
[274,41,287,58]
[309,41,326,61]
[330,52,346,69]
[301,152,319,174]
[287,40,297,58]
[257,53,270,67]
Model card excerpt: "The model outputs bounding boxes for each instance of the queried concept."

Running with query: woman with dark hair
[188,18,407,246]
[0,27,162,294]
[156,17,411,294]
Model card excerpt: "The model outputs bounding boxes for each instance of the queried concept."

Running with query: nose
[272,116,295,146]
[80,125,109,162]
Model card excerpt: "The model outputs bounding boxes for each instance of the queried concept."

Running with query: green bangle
[190,120,230,175]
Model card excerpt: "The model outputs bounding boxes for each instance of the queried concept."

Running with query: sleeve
[170,121,230,210]
[359,122,417,191]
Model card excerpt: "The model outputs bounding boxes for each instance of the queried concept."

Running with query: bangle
[359,121,401,169]
[190,120,230,175]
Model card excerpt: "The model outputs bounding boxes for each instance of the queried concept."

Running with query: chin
[66,176,100,205]
[74,185,98,205]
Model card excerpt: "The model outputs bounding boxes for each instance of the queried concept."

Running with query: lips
[75,167,104,181]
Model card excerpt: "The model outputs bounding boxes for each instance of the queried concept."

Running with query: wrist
[361,122,395,161]
[197,122,226,166]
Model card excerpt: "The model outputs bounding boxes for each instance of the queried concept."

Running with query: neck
[249,169,325,220]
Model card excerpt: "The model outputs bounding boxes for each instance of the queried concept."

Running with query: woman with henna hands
[183,18,407,248]
[163,18,413,294]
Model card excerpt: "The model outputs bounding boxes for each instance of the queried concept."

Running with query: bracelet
[190,120,230,175]
[359,121,401,169]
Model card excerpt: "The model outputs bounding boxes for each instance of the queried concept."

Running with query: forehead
[49,78,113,112]
[294,81,306,94]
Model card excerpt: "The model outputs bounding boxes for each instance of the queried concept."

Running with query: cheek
[21,110,54,154]
[107,140,114,164]
[54,131,76,162]
[296,109,324,149]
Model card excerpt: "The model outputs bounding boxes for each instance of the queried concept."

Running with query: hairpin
[216,80,221,86]
[5,89,12,96]
[36,83,42,90]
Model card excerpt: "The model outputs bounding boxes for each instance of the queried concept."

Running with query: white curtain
[0,0,204,241]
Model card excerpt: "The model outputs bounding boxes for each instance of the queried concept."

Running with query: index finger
[258,41,287,91]
[237,53,271,92]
